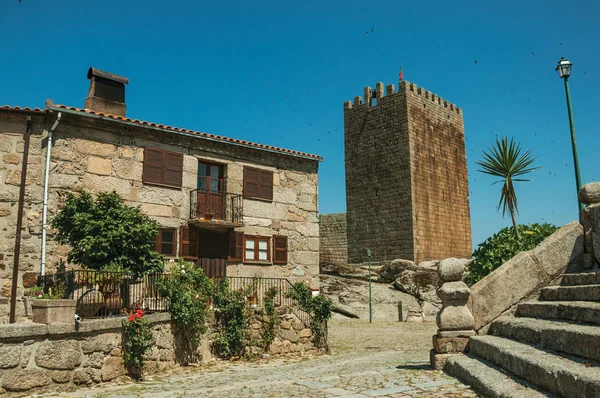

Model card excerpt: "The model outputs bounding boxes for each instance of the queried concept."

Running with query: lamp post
[556,57,584,213]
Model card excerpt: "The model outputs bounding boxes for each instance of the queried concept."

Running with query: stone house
[0,68,321,317]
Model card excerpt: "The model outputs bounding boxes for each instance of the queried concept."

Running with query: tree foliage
[51,190,163,278]
[466,223,559,285]
[477,136,541,238]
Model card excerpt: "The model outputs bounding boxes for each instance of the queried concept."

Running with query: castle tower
[344,80,471,264]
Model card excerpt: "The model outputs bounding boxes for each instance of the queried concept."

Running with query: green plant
[477,137,541,238]
[260,286,280,350]
[156,260,213,348]
[122,309,155,373]
[213,279,250,359]
[286,283,332,349]
[28,283,67,299]
[51,191,163,279]
[466,223,559,285]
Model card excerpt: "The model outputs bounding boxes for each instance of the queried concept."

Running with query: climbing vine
[260,286,280,350]
[212,279,250,359]
[286,283,332,349]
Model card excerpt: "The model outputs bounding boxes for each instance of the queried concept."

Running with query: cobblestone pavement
[42,321,477,398]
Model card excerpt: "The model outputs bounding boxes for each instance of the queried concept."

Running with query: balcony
[190,189,243,226]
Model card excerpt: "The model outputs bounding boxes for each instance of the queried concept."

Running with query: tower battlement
[343,79,471,264]
[344,80,461,115]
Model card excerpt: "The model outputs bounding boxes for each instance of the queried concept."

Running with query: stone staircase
[445,270,600,397]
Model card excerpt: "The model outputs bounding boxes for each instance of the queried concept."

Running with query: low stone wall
[319,213,348,266]
[0,307,321,397]
[468,221,584,332]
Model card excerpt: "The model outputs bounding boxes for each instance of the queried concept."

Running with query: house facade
[0,68,321,318]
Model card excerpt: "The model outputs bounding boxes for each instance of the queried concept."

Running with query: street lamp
[555,57,584,213]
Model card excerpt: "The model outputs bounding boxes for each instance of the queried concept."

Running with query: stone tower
[344,80,471,264]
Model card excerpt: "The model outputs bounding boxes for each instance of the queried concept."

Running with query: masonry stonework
[0,107,320,321]
[319,213,348,266]
[344,81,471,265]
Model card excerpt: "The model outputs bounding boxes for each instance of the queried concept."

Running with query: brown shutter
[143,148,163,184]
[273,235,288,264]
[259,170,273,201]
[228,230,243,262]
[243,167,259,198]
[164,151,183,187]
[179,226,198,260]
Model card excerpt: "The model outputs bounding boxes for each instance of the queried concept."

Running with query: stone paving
[40,321,477,398]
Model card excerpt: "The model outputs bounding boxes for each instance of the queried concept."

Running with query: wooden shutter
[243,167,259,198]
[228,230,243,262]
[273,235,288,264]
[259,170,273,201]
[164,151,183,187]
[179,226,198,260]
[143,148,163,184]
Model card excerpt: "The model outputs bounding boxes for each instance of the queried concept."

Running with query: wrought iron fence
[37,270,169,319]
[38,271,314,328]
[220,276,314,328]
[189,190,243,224]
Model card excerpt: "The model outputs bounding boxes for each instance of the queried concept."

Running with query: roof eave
[47,106,323,162]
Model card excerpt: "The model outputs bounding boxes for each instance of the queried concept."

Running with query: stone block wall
[0,307,321,396]
[319,213,348,266]
[343,81,471,265]
[0,109,320,320]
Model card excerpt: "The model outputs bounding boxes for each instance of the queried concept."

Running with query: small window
[243,166,273,201]
[155,228,177,256]
[142,147,183,188]
[243,235,271,262]
[273,235,288,264]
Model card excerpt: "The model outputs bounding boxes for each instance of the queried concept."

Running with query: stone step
[540,284,600,301]
[516,301,600,326]
[445,354,553,398]
[489,316,600,362]
[469,335,600,398]
[561,271,600,286]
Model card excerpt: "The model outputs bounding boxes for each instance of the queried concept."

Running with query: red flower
[136,309,144,316]
[135,312,142,319]
[128,315,135,322]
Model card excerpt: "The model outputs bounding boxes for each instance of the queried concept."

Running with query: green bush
[466,223,559,285]
[286,283,332,349]
[212,279,250,359]
[51,191,163,278]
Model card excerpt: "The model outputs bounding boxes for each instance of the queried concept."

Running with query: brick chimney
[84,67,129,116]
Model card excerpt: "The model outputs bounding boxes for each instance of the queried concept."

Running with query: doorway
[197,162,224,220]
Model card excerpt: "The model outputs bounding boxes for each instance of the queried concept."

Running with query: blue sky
[1,0,599,248]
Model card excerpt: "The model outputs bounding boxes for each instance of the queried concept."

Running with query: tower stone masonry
[344,80,471,264]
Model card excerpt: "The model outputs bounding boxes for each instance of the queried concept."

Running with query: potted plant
[246,276,259,308]
[29,284,77,324]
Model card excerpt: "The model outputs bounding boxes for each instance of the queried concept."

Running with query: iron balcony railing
[189,190,243,224]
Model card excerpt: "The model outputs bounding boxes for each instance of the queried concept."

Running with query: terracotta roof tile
[1,105,45,112]
[50,105,322,161]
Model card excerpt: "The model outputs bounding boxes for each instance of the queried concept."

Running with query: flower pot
[31,299,77,324]
[203,213,213,221]
[127,366,143,381]
[247,295,257,308]
[104,292,123,314]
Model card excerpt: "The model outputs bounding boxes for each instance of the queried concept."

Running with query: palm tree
[476,136,541,238]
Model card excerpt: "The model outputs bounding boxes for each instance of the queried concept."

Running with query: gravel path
[40,320,477,398]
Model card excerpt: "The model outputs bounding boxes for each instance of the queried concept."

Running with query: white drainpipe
[40,112,62,276]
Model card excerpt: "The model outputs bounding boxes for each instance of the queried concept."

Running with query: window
[243,236,270,262]
[155,229,177,256]
[143,147,183,188]
[243,166,273,201]
[273,235,288,264]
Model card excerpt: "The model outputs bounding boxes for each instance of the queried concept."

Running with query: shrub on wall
[212,279,250,359]
[51,190,163,278]
[286,283,332,349]
[466,223,559,285]
[156,260,213,360]
[122,309,154,378]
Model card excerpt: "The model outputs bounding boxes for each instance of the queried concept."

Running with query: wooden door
[197,162,224,219]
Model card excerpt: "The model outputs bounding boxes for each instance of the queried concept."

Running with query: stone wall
[343,80,471,265]
[319,213,348,266]
[0,307,321,396]
[0,109,320,320]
